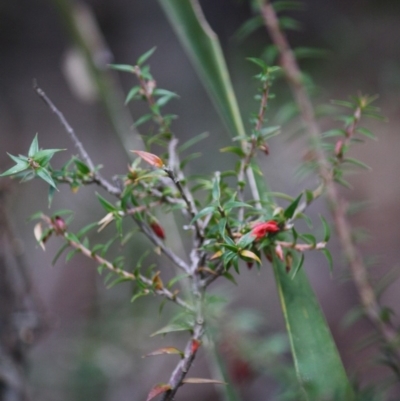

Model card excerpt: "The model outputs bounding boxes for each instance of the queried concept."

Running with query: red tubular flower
[251,220,279,239]
[150,222,165,240]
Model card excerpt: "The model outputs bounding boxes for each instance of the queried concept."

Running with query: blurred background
[1,0,400,400]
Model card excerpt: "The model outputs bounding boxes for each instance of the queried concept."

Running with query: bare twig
[34,82,121,197]
[276,240,326,252]
[161,273,205,401]
[165,139,203,242]
[41,214,193,311]
[133,216,191,273]
[261,1,400,354]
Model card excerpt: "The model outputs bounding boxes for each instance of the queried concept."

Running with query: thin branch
[161,275,205,401]
[133,216,191,273]
[33,82,121,197]
[166,138,204,243]
[276,240,326,252]
[261,1,400,354]
[41,214,193,311]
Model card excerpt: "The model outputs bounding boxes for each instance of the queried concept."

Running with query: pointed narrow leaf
[28,134,39,157]
[0,159,29,176]
[212,175,220,202]
[284,193,302,219]
[144,347,184,358]
[150,323,192,337]
[108,64,134,73]
[319,215,331,242]
[321,248,333,274]
[356,127,377,141]
[137,47,157,66]
[131,150,164,168]
[239,249,261,264]
[182,378,226,384]
[33,148,65,165]
[191,206,216,224]
[343,157,371,170]
[291,253,304,280]
[96,193,116,213]
[36,167,58,189]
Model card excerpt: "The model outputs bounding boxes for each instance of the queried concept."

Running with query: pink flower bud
[52,216,67,234]
[335,140,344,158]
[275,244,284,261]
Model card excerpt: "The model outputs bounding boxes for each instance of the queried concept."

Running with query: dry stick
[261,2,400,352]
[41,214,193,312]
[33,82,121,197]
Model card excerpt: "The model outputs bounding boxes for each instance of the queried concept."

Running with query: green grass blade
[158,0,246,139]
[272,257,354,400]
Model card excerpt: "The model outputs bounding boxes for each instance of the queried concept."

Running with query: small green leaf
[178,131,209,152]
[356,127,377,141]
[240,249,261,264]
[33,148,64,166]
[48,185,56,208]
[247,57,267,70]
[167,273,190,288]
[222,271,237,285]
[150,322,192,337]
[293,47,329,60]
[219,146,245,157]
[74,159,91,174]
[236,231,256,248]
[125,86,140,104]
[66,248,80,262]
[272,1,305,12]
[279,16,302,31]
[133,113,152,127]
[260,126,281,140]
[343,158,371,171]
[331,99,354,108]
[321,248,333,273]
[108,64,135,73]
[96,193,116,213]
[36,167,58,189]
[137,47,157,66]
[191,205,216,224]
[212,175,221,202]
[52,243,69,265]
[291,253,305,279]
[321,129,346,138]
[300,233,316,246]
[0,157,30,176]
[223,200,253,211]
[284,193,302,219]
[107,276,133,289]
[130,291,148,303]
[234,15,264,42]
[28,134,39,157]
[320,215,331,242]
